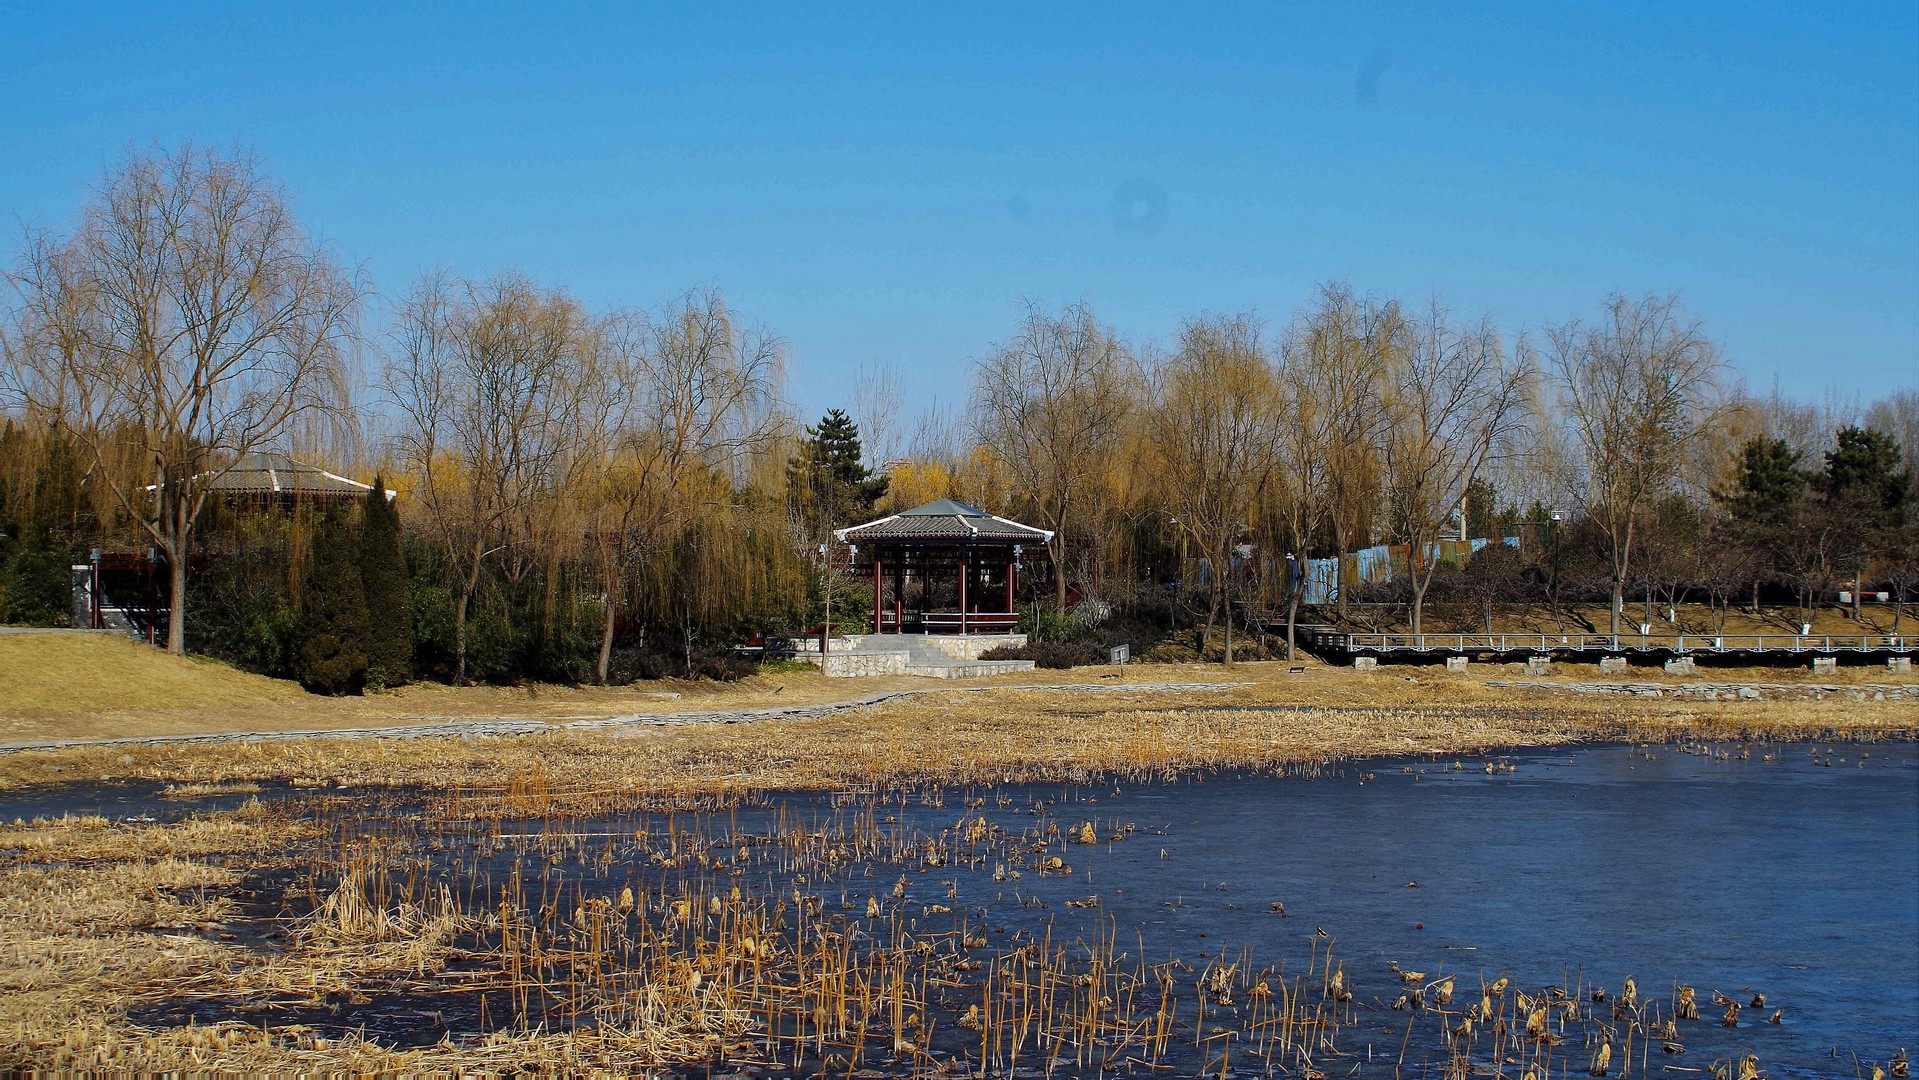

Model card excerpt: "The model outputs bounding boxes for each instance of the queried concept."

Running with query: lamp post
[817,542,831,655]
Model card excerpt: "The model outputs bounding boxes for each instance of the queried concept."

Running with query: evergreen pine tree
[1823,426,1909,521]
[1716,437,1812,607]
[358,477,414,688]
[786,409,889,534]
[295,509,371,694]
[1721,437,1808,527]
[1463,476,1501,540]
[1822,426,1909,616]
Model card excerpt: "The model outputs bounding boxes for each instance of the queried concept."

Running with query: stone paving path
[0,681,1249,755]
[1487,679,1919,701]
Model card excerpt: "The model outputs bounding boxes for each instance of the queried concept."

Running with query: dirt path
[0,680,1249,754]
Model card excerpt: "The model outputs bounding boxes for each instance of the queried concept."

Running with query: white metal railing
[1330,632,1911,654]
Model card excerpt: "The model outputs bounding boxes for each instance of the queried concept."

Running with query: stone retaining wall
[923,634,1027,661]
[819,651,911,678]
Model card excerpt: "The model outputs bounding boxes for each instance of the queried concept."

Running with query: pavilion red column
[958,553,968,634]
[872,554,883,633]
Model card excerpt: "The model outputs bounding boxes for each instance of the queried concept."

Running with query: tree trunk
[1200,582,1218,657]
[1285,588,1301,661]
[453,587,471,686]
[159,489,191,655]
[1222,575,1234,666]
[597,601,617,684]
[454,538,490,686]
[165,547,187,655]
[1050,528,1069,612]
[1609,575,1624,637]
[1852,570,1862,621]
[1332,521,1350,621]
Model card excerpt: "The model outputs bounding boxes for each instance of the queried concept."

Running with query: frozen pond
[7,740,1914,1077]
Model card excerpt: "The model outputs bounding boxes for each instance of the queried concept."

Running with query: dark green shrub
[528,613,600,684]
[406,575,458,680]
[1015,604,1085,643]
[358,479,414,689]
[0,533,73,627]
[293,513,370,694]
[459,591,525,685]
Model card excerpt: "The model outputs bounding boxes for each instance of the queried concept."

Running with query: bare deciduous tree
[384,272,602,684]
[972,301,1134,609]
[853,361,903,472]
[2,145,360,653]
[1546,293,1723,636]
[1383,299,1533,632]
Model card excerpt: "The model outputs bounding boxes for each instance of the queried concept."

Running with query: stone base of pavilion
[787,633,1037,678]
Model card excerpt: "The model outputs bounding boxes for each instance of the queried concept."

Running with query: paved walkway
[0,680,1249,755]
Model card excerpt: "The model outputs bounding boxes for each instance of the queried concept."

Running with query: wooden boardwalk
[1303,626,1915,658]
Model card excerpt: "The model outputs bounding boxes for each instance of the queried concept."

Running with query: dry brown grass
[0,796,516,1074]
[0,799,314,860]
[1,631,1064,742]
[0,633,307,728]
[6,630,1909,749]
[1,659,1909,796]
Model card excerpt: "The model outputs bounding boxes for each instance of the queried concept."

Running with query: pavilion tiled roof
[201,452,378,500]
[836,499,1053,544]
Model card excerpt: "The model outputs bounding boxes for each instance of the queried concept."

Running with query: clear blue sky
[4,2,1915,420]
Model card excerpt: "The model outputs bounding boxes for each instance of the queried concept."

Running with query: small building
[836,499,1053,634]
[81,452,387,641]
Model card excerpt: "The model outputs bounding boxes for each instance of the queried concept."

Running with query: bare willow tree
[1547,293,1722,636]
[1145,314,1286,663]
[1,145,360,653]
[583,291,782,682]
[384,272,602,684]
[1384,299,1534,632]
[972,301,1133,609]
